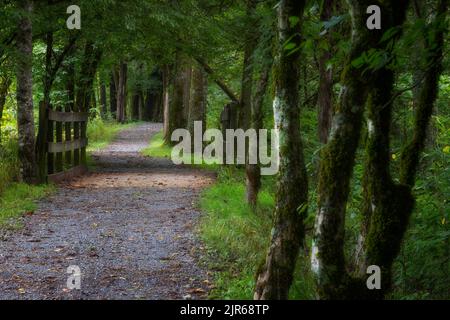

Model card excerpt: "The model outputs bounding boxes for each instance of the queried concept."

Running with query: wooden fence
[38,102,89,183]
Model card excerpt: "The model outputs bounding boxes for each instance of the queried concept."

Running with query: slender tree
[311,0,411,299]
[16,0,37,183]
[358,0,449,298]
[254,0,308,300]
[187,66,208,149]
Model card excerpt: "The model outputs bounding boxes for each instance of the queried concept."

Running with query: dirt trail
[0,123,215,300]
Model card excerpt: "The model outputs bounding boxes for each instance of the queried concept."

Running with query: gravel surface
[0,123,215,300]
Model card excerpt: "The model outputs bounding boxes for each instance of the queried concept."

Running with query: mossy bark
[312,0,410,299]
[254,0,308,300]
[16,0,37,184]
[246,58,272,209]
[356,0,447,299]
[188,66,207,147]
[317,0,338,144]
[116,62,127,123]
[165,52,189,145]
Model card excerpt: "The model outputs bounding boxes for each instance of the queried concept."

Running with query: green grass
[142,130,315,299]
[0,138,20,195]
[141,131,172,158]
[86,118,141,168]
[198,167,315,300]
[0,183,54,229]
[87,118,139,152]
[141,130,221,171]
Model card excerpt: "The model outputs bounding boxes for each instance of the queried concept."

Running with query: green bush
[0,138,20,195]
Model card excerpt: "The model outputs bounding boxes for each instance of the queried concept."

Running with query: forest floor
[0,123,215,300]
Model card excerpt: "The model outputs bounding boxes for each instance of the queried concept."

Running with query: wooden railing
[38,102,89,183]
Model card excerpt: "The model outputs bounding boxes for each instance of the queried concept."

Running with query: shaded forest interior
[0,0,449,300]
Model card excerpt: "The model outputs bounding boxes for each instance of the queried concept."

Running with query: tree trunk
[131,91,140,121]
[317,0,335,144]
[311,0,410,299]
[162,65,170,138]
[165,53,187,144]
[100,83,107,118]
[76,42,102,113]
[116,62,127,123]
[182,62,192,128]
[246,55,272,209]
[357,0,448,299]
[188,66,208,150]
[75,42,102,167]
[239,0,260,209]
[110,72,117,116]
[16,0,37,184]
[254,0,308,300]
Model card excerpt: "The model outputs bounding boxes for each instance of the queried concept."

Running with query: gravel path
[0,123,214,300]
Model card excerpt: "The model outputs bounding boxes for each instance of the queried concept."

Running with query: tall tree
[254,0,308,300]
[116,62,127,123]
[187,65,208,148]
[100,82,107,118]
[311,0,410,299]
[16,0,37,183]
[165,52,188,144]
[358,0,449,298]
[110,73,117,117]
[316,0,336,144]
[246,47,273,209]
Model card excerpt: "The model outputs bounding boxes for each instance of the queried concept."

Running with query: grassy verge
[141,131,172,158]
[0,138,54,229]
[0,118,136,229]
[0,183,54,229]
[142,130,315,299]
[87,118,139,152]
[86,118,141,168]
[198,167,316,300]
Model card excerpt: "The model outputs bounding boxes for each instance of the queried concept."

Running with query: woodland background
[0,0,448,299]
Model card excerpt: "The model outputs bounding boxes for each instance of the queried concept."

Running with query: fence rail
[38,102,89,183]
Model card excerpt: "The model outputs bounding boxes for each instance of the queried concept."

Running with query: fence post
[37,101,48,183]
[80,120,87,167]
[64,102,72,168]
[55,105,63,172]
[47,104,54,175]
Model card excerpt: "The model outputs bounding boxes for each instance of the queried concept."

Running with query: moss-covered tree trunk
[254,0,308,300]
[100,83,107,118]
[116,62,127,123]
[162,64,170,139]
[165,52,187,144]
[316,0,336,144]
[246,55,272,209]
[359,0,448,299]
[311,0,410,299]
[187,66,207,149]
[240,0,261,208]
[16,0,37,184]
[110,73,117,117]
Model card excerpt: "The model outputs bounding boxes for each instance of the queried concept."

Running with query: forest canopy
[0,0,449,300]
